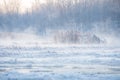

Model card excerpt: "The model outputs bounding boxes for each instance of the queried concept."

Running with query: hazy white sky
[21,0,46,7]
[0,0,46,13]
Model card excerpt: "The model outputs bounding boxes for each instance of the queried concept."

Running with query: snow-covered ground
[0,44,120,80]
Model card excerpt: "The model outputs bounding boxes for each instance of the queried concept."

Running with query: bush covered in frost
[53,30,104,44]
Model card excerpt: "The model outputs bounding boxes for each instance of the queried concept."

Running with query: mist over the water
[0,1,120,80]
[0,0,119,45]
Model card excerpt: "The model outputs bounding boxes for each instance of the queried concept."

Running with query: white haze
[0,0,119,47]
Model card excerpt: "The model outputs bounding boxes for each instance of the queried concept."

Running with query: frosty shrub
[53,30,104,44]
[54,30,80,43]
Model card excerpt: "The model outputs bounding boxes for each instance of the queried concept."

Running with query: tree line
[0,0,119,36]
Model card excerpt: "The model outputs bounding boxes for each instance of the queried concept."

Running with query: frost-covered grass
[0,45,120,80]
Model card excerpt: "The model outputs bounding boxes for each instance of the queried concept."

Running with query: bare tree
[2,0,21,14]
[31,0,40,12]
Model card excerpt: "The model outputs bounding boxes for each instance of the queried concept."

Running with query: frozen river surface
[0,45,120,80]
